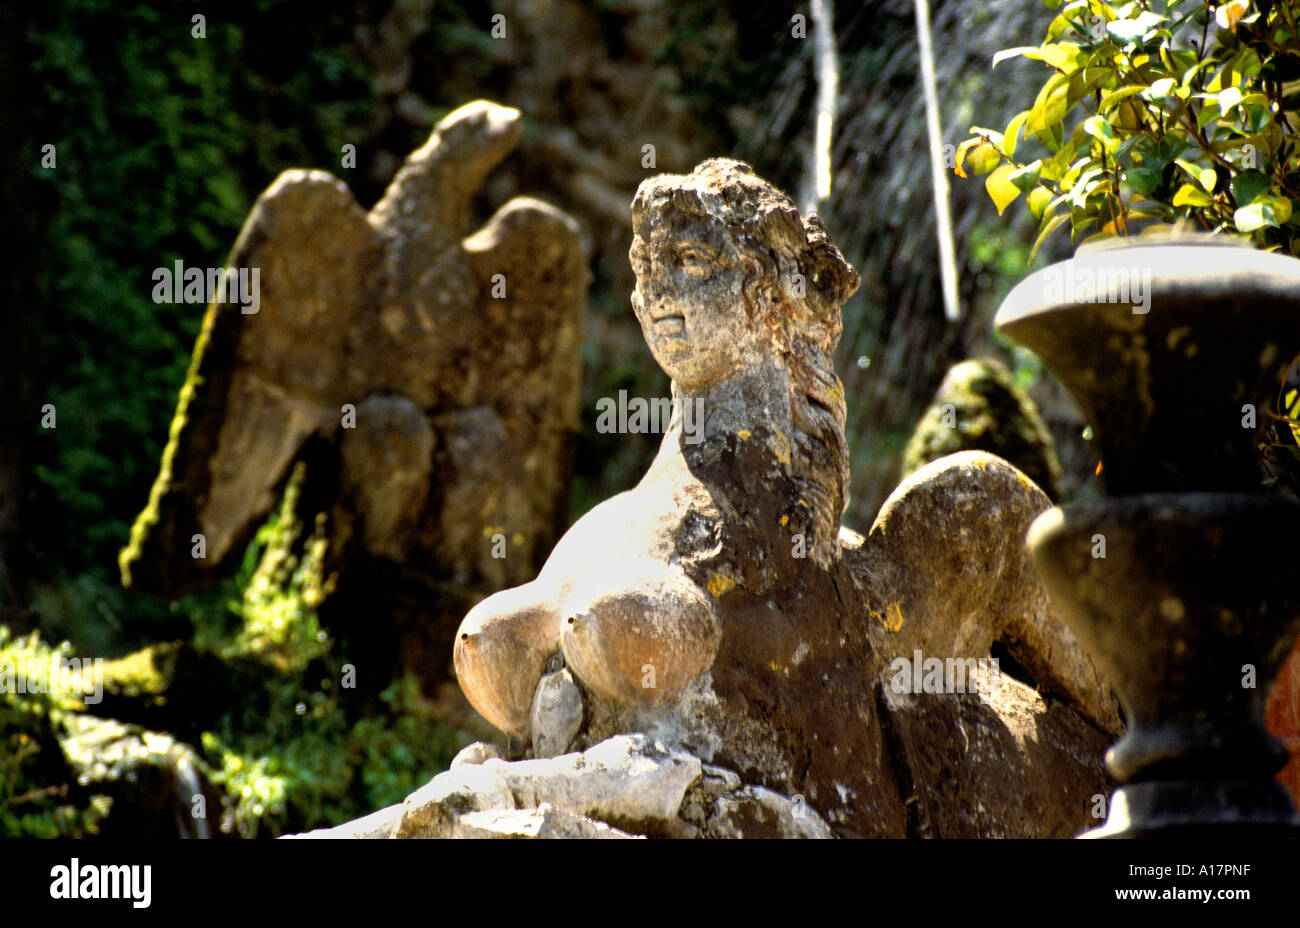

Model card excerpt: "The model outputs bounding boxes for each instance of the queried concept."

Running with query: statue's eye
[676,245,716,276]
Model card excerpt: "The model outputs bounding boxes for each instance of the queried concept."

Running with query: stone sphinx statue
[455,159,1121,838]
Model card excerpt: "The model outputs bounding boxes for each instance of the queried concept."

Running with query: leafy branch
[956,0,1300,260]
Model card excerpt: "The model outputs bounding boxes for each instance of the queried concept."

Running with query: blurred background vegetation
[3,0,1094,836]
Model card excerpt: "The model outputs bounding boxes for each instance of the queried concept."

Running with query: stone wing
[120,170,381,594]
[848,450,1121,734]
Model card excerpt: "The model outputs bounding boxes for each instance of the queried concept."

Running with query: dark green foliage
[25,0,374,629]
[14,0,512,839]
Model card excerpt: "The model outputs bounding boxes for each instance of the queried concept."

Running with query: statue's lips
[651,314,686,335]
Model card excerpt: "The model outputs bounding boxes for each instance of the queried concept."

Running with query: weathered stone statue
[902,357,1064,500]
[119,100,586,688]
[449,159,1120,838]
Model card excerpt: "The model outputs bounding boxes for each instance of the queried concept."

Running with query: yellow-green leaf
[1029,211,1069,261]
[1004,111,1029,158]
[1172,184,1212,207]
[986,164,1022,215]
[1180,58,1215,88]
[967,143,1002,176]
[1099,85,1148,112]
[1285,388,1300,448]
[1034,122,1066,154]
[1023,43,1085,73]
[1082,116,1120,155]
[1027,186,1052,219]
[1026,73,1071,135]
[953,138,981,179]
[1175,159,1216,192]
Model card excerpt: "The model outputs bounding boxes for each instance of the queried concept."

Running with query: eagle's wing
[120,169,380,593]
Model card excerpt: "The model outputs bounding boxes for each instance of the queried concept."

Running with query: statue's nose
[640,275,671,305]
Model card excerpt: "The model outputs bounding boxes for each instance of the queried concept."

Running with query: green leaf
[1245,104,1272,134]
[1151,136,1190,168]
[1146,77,1176,101]
[1083,116,1120,155]
[1172,184,1213,207]
[1234,201,1277,231]
[1010,160,1043,193]
[986,164,1022,215]
[1271,196,1292,225]
[1115,134,1143,163]
[1125,166,1161,197]
[1231,169,1271,206]
[1100,84,1149,112]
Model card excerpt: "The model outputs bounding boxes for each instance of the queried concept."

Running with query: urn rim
[995,234,1300,334]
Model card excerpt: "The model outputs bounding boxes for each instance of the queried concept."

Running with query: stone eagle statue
[120,100,587,682]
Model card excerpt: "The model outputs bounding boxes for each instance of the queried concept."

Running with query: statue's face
[630,203,756,389]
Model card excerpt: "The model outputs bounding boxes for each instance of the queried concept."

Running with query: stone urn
[995,234,1300,836]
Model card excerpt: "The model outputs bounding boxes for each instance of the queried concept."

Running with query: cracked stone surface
[290,732,827,840]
